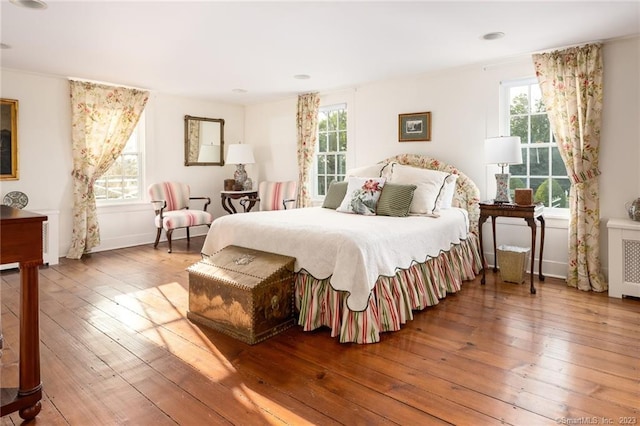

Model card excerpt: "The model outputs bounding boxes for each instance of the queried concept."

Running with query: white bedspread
[201,207,469,311]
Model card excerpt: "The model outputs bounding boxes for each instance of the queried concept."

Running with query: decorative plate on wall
[2,191,29,209]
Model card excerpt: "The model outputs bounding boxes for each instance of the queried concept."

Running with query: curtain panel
[296,93,320,207]
[532,43,606,292]
[67,80,149,259]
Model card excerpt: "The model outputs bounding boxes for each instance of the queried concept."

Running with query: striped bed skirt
[294,233,483,344]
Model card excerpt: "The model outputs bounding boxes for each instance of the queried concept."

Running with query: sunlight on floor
[109,281,305,422]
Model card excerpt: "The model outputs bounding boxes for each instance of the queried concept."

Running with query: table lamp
[197,143,219,163]
[226,143,255,190]
[484,136,522,203]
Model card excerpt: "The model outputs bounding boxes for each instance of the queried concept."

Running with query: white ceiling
[1,1,639,105]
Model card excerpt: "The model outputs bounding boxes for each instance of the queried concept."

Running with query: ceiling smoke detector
[482,32,505,41]
[9,0,48,9]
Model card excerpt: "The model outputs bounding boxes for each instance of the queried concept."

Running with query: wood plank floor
[1,236,638,425]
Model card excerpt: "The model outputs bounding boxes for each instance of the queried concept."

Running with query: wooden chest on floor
[187,245,296,344]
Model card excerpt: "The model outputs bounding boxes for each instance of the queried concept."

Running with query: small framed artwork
[398,111,431,142]
[1,98,18,180]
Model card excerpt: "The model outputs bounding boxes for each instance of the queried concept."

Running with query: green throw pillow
[322,180,348,209]
[376,183,417,217]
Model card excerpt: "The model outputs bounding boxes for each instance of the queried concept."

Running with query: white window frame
[312,103,348,201]
[500,77,569,217]
[95,112,145,204]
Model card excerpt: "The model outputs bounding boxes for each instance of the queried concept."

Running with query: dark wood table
[479,201,545,294]
[0,205,46,420]
[220,190,258,214]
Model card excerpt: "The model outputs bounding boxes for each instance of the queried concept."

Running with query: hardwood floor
[1,237,638,425]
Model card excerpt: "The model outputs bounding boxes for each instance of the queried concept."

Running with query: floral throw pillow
[336,177,386,215]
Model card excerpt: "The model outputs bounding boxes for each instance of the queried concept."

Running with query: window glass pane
[530,84,546,113]
[338,131,347,151]
[123,130,137,152]
[317,176,326,196]
[318,133,327,152]
[328,110,338,130]
[551,145,565,176]
[554,178,571,208]
[327,154,336,174]
[338,109,347,130]
[122,154,138,176]
[510,86,529,115]
[529,147,549,176]
[531,114,551,143]
[337,153,346,175]
[318,111,328,132]
[531,177,549,207]
[509,176,527,189]
[317,155,326,174]
[510,116,529,144]
[328,132,337,152]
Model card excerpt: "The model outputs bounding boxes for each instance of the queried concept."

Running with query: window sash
[501,78,568,211]
[314,104,347,199]
[95,114,145,203]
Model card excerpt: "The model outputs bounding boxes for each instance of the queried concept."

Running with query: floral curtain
[532,43,606,292]
[67,80,149,259]
[296,92,320,207]
[188,119,200,162]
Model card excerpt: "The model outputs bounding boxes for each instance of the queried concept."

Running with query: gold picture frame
[1,98,18,180]
[398,111,431,142]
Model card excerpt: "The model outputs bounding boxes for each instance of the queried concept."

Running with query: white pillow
[389,164,451,215]
[347,162,395,180]
[336,177,386,215]
[439,174,459,209]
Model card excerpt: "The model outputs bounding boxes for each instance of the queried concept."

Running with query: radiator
[607,217,640,298]
[0,209,59,270]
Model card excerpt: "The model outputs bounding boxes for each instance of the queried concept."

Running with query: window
[94,113,145,202]
[314,104,347,198]
[502,78,569,209]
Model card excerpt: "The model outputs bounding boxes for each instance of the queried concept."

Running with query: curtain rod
[67,76,149,92]
[482,37,613,70]
[530,39,603,55]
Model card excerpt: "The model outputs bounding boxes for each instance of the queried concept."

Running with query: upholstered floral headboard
[382,154,481,234]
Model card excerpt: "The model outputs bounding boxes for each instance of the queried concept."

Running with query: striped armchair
[240,181,297,212]
[148,182,213,252]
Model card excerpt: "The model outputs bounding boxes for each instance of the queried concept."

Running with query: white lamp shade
[197,144,220,162]
[484,136,522,165]
[226,144,255,165]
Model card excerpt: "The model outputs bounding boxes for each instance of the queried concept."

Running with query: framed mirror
[184,115,225,166]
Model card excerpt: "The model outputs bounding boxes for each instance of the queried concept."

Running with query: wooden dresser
[0,205,47,421]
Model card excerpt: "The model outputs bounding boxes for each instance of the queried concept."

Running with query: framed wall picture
[1,98,18,180]
[398,111,431,142]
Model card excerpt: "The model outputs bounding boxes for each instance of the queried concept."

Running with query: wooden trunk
[187,245,296,344]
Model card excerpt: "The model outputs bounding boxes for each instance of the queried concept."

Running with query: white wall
[0,69,245,256]
[2,36,637,273]
[245,36,640,280]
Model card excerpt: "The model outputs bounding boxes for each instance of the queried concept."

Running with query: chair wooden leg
[153,228,162,248]
[166,229,173,253]
[186,227,190,245]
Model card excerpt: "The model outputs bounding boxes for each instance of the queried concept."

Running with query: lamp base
[494,173,512,203]
[234,164,247,190]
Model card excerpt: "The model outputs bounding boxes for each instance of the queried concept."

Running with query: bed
[201,154,483,344]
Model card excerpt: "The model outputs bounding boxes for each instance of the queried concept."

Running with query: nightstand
[220,190,258,214]
[479,201,545,294]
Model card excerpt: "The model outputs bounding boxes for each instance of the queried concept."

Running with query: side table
[221,190,258,214]
[479,201,545,294]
